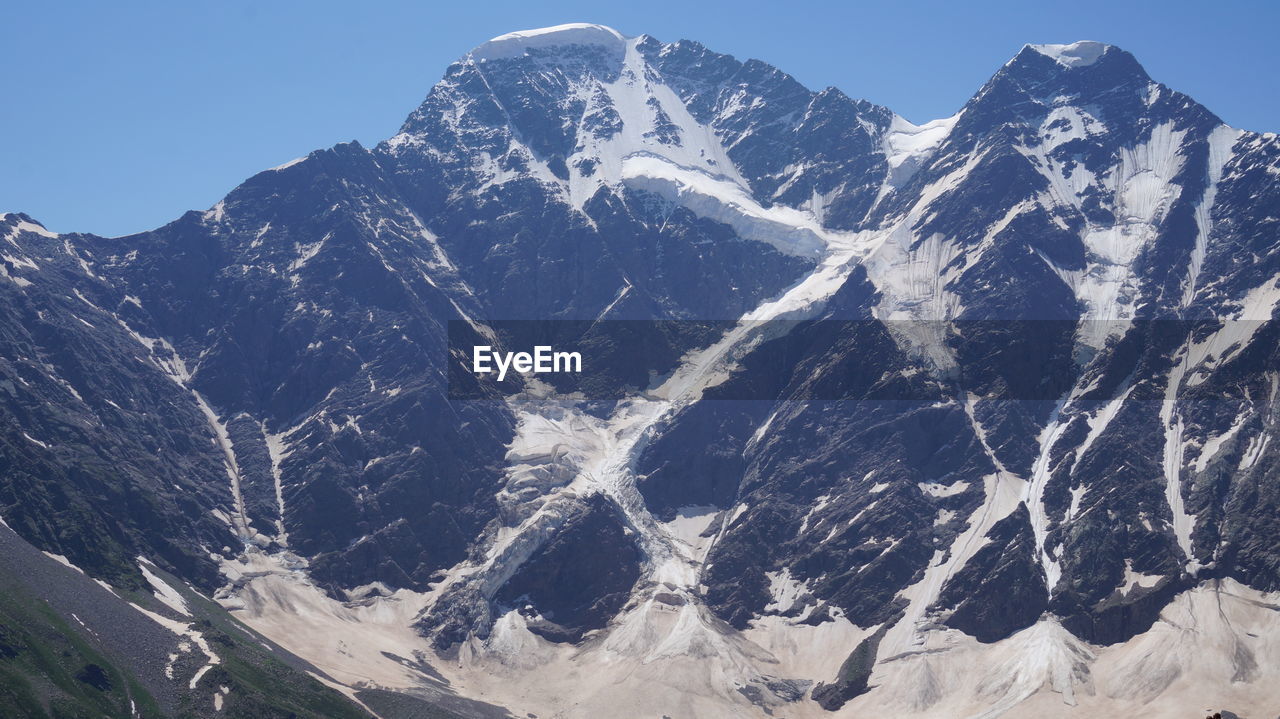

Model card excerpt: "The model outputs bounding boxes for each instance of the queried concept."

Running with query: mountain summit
[468,22,630,60]
[1028,40,1111,67]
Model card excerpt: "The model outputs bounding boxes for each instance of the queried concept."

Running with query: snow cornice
[469,23,630,62]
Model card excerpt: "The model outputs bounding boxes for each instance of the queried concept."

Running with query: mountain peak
[970,40,1155,113]
[468,23,630,61]
[1,212,57,238]
[1025,40,1110,68]
[1001,40,1149,86]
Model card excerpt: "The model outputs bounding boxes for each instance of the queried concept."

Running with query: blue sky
[4,0,1277,237]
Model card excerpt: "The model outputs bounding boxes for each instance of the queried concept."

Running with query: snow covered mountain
[2,24,1279,718]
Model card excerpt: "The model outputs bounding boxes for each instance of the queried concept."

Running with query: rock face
[2,25,1280,719]
[494,494,642,643]
[937,504,1048,642]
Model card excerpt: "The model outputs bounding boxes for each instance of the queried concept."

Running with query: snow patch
[1026,400,1069,592]
[1067,485,1087,521]
[139,559,191,616]
[1194,411,1248,473]
[42,551,85,574]
[289,233,329,271]
[127,599,220,689]
[917,480,969,498]
[1119,560,1162,595]
[3,253,38,271]
[1069,389,1133,476]
[21,432,49,449]
[662,505,719,554]
[1239,434,1270,471]
[1069,123,1189,348]
[270,156,306,171]
[1182,125,1242,307]
[883,112,960,187]
[263,426,291,543]
[1028,41,1109,68]
[620,155,825,258]
[763,569,808,614]
[10,218,58,238]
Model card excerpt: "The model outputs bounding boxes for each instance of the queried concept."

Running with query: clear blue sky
[4,0,1277,237]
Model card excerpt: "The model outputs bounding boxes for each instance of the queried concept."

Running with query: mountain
[2,24,1279,718]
